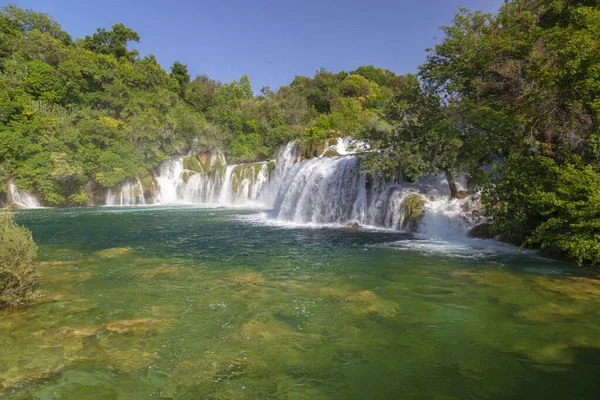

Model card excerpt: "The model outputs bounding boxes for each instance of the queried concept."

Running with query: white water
[8,180,41,209]
[104,140,480,237]
[106,178,146,206]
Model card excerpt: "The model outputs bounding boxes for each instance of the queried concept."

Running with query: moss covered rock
[322,148,340,158]
[139,175,157,202]
[183,155,203,173]
[402,194,425,232]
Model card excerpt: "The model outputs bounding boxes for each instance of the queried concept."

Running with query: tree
[363,75,480,198]
[81,23,140,61]
[238,74,253,99]
[482,155,600,265]
[1,4,71,44]
[170,61,190,97]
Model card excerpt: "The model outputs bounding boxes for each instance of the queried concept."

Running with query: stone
[338,222,360,232]
[468,223,494,239]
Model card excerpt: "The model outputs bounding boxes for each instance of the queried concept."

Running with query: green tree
[81,22,140,61]
[483,155,600,265]
[170,61,190,97]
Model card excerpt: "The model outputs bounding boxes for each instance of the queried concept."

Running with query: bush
[0,210,40,307]
[482,155,600,265]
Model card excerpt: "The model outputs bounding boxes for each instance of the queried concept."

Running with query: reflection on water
[1,207,599,399]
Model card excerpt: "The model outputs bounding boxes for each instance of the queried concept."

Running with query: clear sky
[5,0,504,90]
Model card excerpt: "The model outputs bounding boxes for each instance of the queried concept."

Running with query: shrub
[0,210,40,307]
[483,155,600,265]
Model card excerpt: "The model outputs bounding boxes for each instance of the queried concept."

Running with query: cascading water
[145,151,271,205]
[105,178,146,206]
[8,180,41,209]
[103,139,480,237]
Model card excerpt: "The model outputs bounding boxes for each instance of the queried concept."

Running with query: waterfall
[102,139,479,236]
[263,151,471,234]
[146,151,271,205]
[106,178,146,206]
[8,180,41,208]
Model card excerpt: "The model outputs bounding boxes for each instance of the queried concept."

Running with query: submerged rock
[515,302,580,323]
[103,348,160,373]
[134,266,180,279]
[532,276,600,303]
[228,271,265,286]
[451,270,523,287]
[344,290,400,319]
[104,318,163,334]
[94,247,132,258]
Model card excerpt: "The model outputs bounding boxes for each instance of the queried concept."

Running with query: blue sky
[5,0,504,90]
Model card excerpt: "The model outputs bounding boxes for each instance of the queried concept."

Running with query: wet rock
[338,222,360,232]
[468,223,494,239]
[322,149,341,157]
[455,190,469,199]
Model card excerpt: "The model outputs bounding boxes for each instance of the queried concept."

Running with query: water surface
[2,207,600,399]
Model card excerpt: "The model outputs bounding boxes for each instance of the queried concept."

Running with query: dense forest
[0,1,598,265]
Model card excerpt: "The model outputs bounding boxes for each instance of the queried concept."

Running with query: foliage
[0,209,39,308]
[402,194,425,232]
[483,155,600,265]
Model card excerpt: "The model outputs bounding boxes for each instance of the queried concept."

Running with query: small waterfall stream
[8,180,41,209]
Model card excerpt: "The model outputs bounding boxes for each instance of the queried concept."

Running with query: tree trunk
[445,169,459,199]
[543,128,553,155]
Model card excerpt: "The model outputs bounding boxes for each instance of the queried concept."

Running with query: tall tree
[81,23,140,61]
[170,61,190,97]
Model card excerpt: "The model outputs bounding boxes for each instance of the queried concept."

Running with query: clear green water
[2,207,600,399]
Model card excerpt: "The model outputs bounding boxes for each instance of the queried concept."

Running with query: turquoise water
[2,206,600,399]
